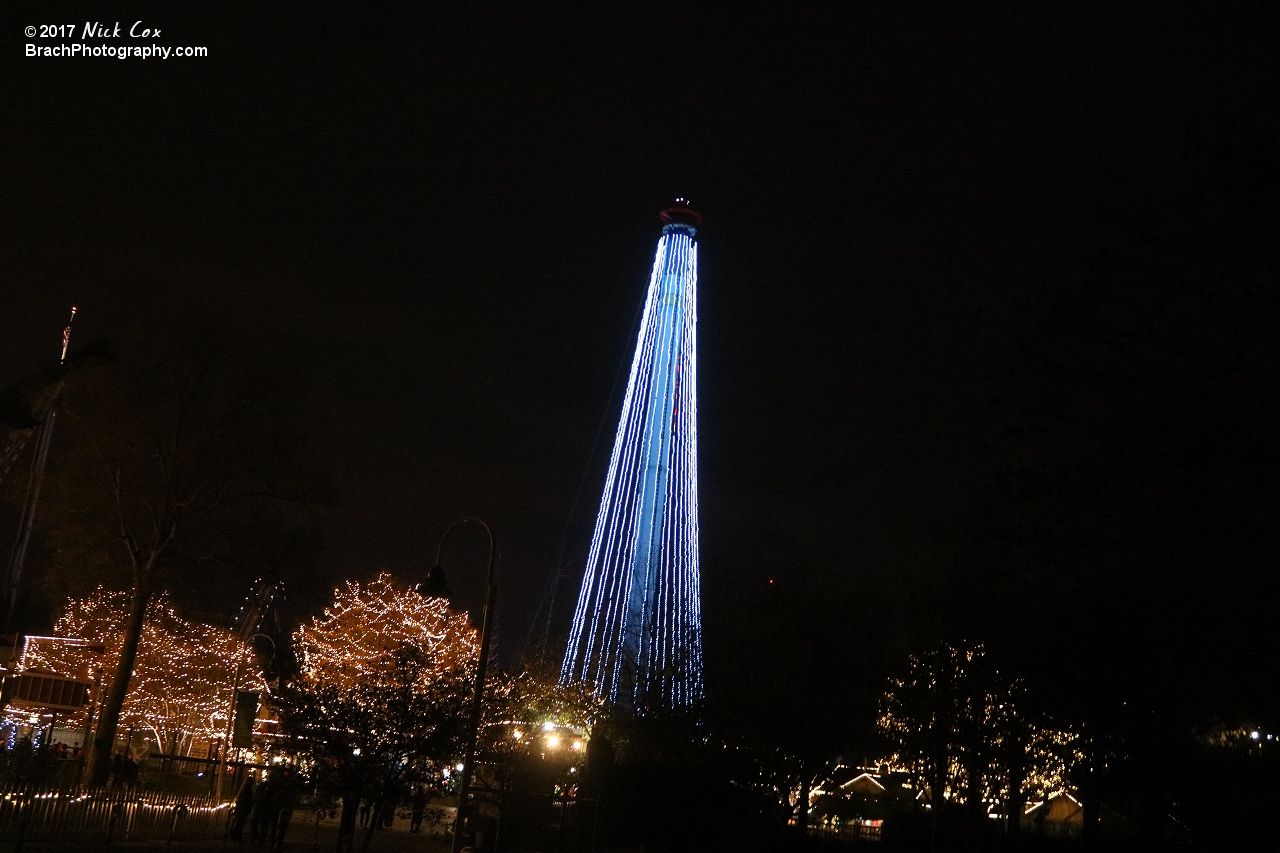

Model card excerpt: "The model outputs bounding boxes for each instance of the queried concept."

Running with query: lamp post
[421,517,497,853]
[216,633,275,802]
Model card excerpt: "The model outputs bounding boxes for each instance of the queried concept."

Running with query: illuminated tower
[561,202,703,708]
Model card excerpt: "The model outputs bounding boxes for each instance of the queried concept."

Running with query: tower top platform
[659,199,703,227]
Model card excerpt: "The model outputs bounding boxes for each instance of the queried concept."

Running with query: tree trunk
[90,587,151,785]
[1006,762,1027,836]
[1081,787,1100,846]
[1080,737,1100,846]
[927,756,946,853]
[359,795,379,853]
[964,751,984,819]
[795,775,811,838]
[337,794,358,853]
[929,748,947,809]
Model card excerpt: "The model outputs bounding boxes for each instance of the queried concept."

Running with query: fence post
[167,803,188,847]
[13,792,32,853]
[124,797,139,840]
[104,800,123,849]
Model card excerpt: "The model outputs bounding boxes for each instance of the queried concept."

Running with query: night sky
[5,3,1278,740]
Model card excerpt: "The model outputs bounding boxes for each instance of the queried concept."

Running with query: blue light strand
[562,242,665,683]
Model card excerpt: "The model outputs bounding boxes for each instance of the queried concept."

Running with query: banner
[233,691,259,748]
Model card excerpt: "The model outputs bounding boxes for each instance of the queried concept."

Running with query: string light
[293,573,479,691]
[876,644,1084,812]
[20,587,266,755]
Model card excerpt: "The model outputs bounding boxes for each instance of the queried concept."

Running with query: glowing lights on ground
[561,211,704,708]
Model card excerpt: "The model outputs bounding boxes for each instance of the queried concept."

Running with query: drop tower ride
[561,202,704,709]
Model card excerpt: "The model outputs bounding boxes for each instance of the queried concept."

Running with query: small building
[811,767,920,842]
[1024,792,1084,837]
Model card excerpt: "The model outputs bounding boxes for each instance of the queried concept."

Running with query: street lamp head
[417,564,453,600]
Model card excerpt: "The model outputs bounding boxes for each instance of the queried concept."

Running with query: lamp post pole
[430,517,497,853]
[216,633,274,802]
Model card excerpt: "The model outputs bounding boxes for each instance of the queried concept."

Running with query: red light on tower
[660,198,702,227]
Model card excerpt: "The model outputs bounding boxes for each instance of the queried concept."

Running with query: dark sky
[4,3,1277,726]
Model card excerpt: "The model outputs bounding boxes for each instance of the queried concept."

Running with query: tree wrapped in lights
[293,574,479,690]
[484,670,602,734]
[14,328,320,785]
[23,587,265,756]
[275,574,477,853]
[479,669,603,764]
[877,643,1080,829]
[985,681,1083,831]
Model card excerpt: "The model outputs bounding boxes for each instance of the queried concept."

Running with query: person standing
[251,774,276,843]
[230,775,256,842]
[271,769,299,853]
[380,785,401,830]
[409,786,427,833]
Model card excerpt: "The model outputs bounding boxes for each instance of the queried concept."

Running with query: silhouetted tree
[701,558,887,834]
[16,325,316,785]
[878,643,1079,827]
[963,126,1280,842]
[276,647,470,853]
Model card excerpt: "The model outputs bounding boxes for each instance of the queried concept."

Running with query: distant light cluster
[561,216,704,708]
[877,644,1084,813]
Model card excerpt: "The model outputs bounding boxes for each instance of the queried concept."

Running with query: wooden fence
[0,783,232,847]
